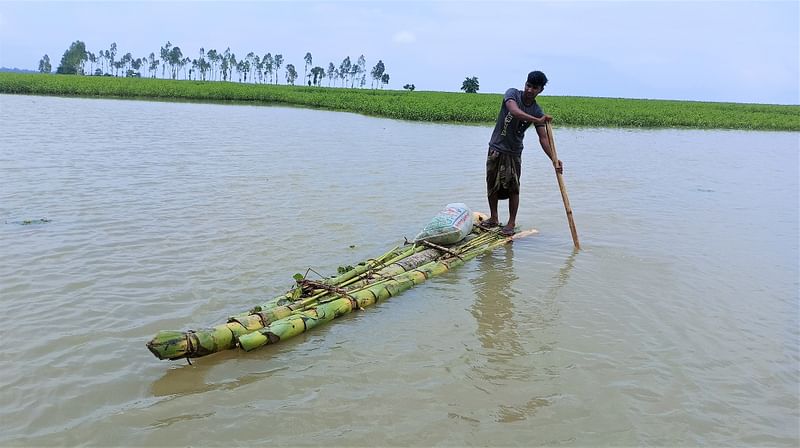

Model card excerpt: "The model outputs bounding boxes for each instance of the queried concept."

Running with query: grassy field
[1,73,798,131]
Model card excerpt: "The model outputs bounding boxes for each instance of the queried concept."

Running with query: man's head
[524,70,548,101]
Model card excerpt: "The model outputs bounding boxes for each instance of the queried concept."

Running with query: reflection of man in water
[467,246,575,423]
[484,70,561,236]
[471,246,524,371]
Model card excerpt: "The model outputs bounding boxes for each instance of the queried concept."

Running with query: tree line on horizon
[40,40,392,89]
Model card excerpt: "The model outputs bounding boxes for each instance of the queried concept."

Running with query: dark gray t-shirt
[488,88,544,155]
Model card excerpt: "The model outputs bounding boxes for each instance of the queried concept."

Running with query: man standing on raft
[483,70,562,236]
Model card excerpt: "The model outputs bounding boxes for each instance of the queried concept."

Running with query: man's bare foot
[501,225,515,236]
[479,218,500,229]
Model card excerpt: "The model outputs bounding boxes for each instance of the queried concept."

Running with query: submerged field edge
[1,73,798,131]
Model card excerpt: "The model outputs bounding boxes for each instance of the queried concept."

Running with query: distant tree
[207,49,219,80]
[108,42,117,75]
[168,46,183,79]
[56,40,87,74]
[160,41,171,78]
[241,60,251,82]
[258,53,269,83]
[350,62,360,88]
[221,48,231,81]
[192,56,207,81]
[181,57,190,79]
[219,48,228,81]
[381,72,390,89]
[286,63,298,85]
[148,52,158,78]
[303,52,312,84]
[38,54,51,73]
[274,54,283,84]
[339,56,351,87]
[357,55,366,87]
[403,83,415,92]
[212,51,219,78]
[97,50,106,74]
[198,48,209,81]
[327,62,335,86]
[112,60,122,77]
[102,50,109,74]
[461,76,479,93]
[370,60,385,89]
[229,53,238,81]
[263,53,274,84]
[131,57,142,76]
[252,54,261,83]
[236,60,246,82]
[310,66,325,86]
[120,52,132,75]
[86,51,96,75]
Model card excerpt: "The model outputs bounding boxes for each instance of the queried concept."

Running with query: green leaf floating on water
[17,218,51,225]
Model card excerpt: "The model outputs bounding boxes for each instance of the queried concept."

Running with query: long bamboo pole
[545,122,580,249]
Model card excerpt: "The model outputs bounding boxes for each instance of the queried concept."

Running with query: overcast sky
[0,0,797,104]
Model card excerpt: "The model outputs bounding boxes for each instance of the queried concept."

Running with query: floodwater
[0,94,797,446]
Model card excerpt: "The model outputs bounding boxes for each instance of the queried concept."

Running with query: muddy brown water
[1,94,797,446]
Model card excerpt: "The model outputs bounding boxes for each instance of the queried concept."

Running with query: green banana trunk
[147,245,438,360]
[237,229,531,352]
[147,226,536,361]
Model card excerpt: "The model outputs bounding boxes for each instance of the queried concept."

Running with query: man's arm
[505,98,552,124]
[535,125,563,174]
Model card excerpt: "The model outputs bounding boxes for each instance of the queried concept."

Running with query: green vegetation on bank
[1,73,798,131]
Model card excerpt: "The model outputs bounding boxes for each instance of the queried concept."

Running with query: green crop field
[1,73,798,131]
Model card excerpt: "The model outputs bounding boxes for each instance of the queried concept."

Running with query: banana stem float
[146,226,537,360]
[146,245,418,360]
[238,229,536,352]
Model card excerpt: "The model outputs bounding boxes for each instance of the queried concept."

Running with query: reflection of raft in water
[146,210,537,362]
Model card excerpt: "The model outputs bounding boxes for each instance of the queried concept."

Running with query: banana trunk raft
[146,224,537,361]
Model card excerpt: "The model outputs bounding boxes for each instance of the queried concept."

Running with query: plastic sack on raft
[414,203,474,245]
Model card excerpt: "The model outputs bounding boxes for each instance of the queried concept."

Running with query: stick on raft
[146,225,537,361]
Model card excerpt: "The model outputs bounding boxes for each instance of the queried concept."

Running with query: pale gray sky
[1,0,797,104]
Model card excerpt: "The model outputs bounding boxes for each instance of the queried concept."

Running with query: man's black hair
[527,71,548,88]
